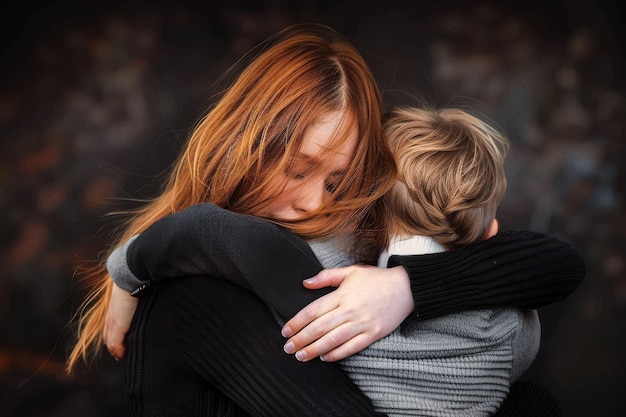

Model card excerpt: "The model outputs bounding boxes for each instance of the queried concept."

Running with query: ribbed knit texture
[309,235,355,269]
[313,235,540,417]
[388,230,584,320]
[125,277,387,416]
[125,276,558,417]
[341,309,523,416]
[115,204,584,325]
[112,204,583,416]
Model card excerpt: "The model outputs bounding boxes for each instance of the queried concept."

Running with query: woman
[67,24,583,416]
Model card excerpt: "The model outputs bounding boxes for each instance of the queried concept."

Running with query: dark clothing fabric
[126,277,386,416]
[123,203,584,416]
[126,277,561,417]
[127,203,330,321]
[128,203,585,320]
[495,381,561,417]
[388,230,585,320]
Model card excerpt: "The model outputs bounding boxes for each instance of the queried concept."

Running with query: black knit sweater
[117,203,584,416]
[125,203,584,320]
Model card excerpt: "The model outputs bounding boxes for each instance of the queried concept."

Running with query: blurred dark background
[1,1,624,416]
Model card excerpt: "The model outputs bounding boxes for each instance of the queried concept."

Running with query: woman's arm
[105,202,335,359]
[389,230,585,319]
[108,203,584,363]
[281,230,585,361]
[109,204,390,416]
[127,275,387,416]
[110,202,333,318]
[120,204,583,319]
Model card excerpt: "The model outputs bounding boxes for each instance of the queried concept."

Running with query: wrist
[389,265,414,318]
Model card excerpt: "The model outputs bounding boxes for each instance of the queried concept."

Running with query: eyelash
[288,171,340,194]
[291,172,306,180]
[325,180,340,194]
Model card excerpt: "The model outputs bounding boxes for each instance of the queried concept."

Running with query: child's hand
[103,282,138,361]
[281,265,414,362]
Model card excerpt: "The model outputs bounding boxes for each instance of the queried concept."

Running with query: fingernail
[284,342,295,354]
[281,326,292,338]
[295,350,307,361]
[303,277,318,285]
[320,355,328,362]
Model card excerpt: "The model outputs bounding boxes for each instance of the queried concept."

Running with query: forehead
[299,111,358,164]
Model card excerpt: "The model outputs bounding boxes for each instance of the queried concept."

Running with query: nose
[294,180,326,213]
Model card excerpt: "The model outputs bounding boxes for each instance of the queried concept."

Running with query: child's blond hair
[384,106,509,249]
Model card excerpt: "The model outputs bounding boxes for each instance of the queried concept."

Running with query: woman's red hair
[66,24,396,373]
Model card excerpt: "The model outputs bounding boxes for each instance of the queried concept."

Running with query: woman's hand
[103,282,138,361]
[281,265,414,362]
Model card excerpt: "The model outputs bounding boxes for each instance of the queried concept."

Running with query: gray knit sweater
[316,235,540,417]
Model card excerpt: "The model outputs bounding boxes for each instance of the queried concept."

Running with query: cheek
[261,182,297,213]
[263,198,287,214]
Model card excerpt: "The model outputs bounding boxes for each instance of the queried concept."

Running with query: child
[337,106,540,416]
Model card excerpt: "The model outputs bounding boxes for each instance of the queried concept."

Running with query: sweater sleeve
[119,202,332,319]
[106,235,142,293]
[388,230,585,320]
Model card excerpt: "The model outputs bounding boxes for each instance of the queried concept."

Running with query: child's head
[383,106,509,249]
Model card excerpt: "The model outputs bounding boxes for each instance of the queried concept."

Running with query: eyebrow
[295,152,320,165]
[295,152,347,176]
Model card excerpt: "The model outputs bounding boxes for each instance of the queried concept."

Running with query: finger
[103,321,109,347]
[281,292,339,337]
[319,333,373,362]
[302,267,353,289]
[106,334,126,360]
[108,344,125,361]
[105,325,127,360]
[291,322,361,362]
[106,341,123,358]
[283,305,349,354]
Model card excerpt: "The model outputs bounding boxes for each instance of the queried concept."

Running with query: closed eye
[325,174,344,195]
[286,155,317,180]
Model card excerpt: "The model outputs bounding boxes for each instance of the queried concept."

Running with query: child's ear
[482,218,500,240]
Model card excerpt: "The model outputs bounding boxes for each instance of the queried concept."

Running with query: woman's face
[259,111,358,221]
